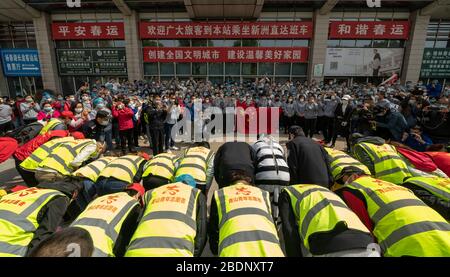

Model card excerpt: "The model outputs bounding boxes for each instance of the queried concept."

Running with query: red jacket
[112,106,134,130]
[0,137,19,164]
[425,152,450,177]
[13,130,69,161]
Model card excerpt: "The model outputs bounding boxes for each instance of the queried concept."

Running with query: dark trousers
[150,128,164,155]
[143,175,170,191]
[323,116,335,143]
[119,128,134,152]
[14,156,39,187]
[296,116,305,129]
[23,118,37,125]
[164,123,175,150]
[76,179,96,210]
[95,177,128,196]
[304,118,317,138]
[132,121,140,148]
[284,116,295,134]
[0,121,13,135]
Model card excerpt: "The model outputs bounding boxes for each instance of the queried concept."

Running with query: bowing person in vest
[352,135,411,185]
[95,153,148,196]
[142,152,177,190]
[402,176,450,221]
[279,184,377,257]
[72,156,117,210]
[175,141,214,194]
[125,175,207,257]
[0,182,81,257]
[208,170,284,257]
[334,166,450,257]
[34,135,104,184]
[28,184,145,257]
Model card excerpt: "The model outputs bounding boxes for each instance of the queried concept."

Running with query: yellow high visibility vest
[214,183,284,257]
[403,176,450,202]
[99,155,145,184]
[73,156,117,182]
[284,184,370,252]
[354,142,411,184]
[345,176,450,257]
[71,192,139,257]
[175,147,211,184]
[39,118,64,135]
[325,148,371,180]
[38,139,96,176]
[142,153,177,180]
[0,188,66,257]
[125,182,200,257]
[20,137,74,171]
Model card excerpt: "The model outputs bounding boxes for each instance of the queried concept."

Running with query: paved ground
[0,133,346,256]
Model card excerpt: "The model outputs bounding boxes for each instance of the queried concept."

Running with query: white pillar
[124,10,143,81]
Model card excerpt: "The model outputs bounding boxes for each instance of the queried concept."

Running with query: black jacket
[145,106,167,129]
[279,190,374,256]
[286,136,332,187]
[193,192,208,257]
[207,198,220,255]
[82,120,106,142]
[213,142,256,188]
[114,203,142,257]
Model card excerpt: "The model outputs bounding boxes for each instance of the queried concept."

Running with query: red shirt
[112,106,134,130]
[341,190,375,232]
[13,130,69,161]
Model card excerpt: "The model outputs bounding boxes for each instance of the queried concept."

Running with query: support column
[308,10,330,83]
[0,65,9,97]
[33,13,62,93]
[124,10,143,81]
[401,10,430,84]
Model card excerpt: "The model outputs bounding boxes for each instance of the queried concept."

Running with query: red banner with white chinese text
[140,21,313,39]
[143,47,309,63]
[52,22,125,40]
[329,21,409,39]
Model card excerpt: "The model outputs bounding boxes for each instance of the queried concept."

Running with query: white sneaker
[171,146,179,150]
[166,149,172,153]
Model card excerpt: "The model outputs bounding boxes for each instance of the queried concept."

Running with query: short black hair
[229,169,254,185]
[288,125,305,138]
[28,227,94,257]
[96,110,109,119]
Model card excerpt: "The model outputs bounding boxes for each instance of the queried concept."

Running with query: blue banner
[1,49,41,77]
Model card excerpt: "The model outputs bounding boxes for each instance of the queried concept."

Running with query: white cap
[342,95,351,101]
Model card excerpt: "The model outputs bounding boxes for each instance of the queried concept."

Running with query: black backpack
[5,122,44,144]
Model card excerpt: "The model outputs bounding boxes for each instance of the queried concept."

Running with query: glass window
[425,40,435,48]
[114,40,126,47]
[208,39,223,47]
[434,40,448,48]
[275,77,289,83]
[292,63,307,75]
[340,40,356,47]
[142,40,159,47]
[259,40,276,47]
[223,40,239,47]
[0,40,13,48]
[242,63,257,75]
[209,77,223,85]
[276,40,292,47]
[327,40,340,47]
[275,63,290,75]
[176,63,191,75]
[388,40,403,48]
[242,39,258,47]
[372,40,388,47]
[70,40,84,48]
[292,40,309,47]
[55,40,70,48]
[209,63,223,75]
[176,40,191,47]
[13,40,28,48]
[192,63,207,75]
[27,37,37,48]
[192,39,207,47]
[160,63,174,75]
[225,63,240,75]
[259,63,273,75]
[60,77,74,96]
[99,40,114,47]
[144,63,158,75]
[355,40,372,47]
[159,40,176,47]
[84,40,98,47]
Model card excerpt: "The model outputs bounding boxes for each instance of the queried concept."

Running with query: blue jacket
[376,111,408,141]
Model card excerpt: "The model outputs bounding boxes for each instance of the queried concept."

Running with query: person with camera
[112,99,135,155]
[144,95,168,155]
[401,125,433,152]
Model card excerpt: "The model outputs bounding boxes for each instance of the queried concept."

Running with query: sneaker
[166,149,172,153]
[170,146,179,150]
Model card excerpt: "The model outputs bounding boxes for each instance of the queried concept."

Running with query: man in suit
[331,95,354,150]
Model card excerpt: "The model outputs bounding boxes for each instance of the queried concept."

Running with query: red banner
[140,21,313,39]
[52,22,125,40]
[329,21,409,39]
[143,47,308,63]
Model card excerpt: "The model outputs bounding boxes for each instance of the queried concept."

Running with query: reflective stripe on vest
[404,176,450,202]
[39,119,63,135]
[325,148,371,180]
[99,156,144,184]
[215,183,284,257]
[0,188,65,257]
[125,183,200,257]
[142,153,176,180]
[175,147,211,184]
[20,137,74,171]
[346,176,450,257]
[71,192,138,257]
[357,143,411,184]
[39,140,94,175]
[73,157,116,182]
[284,184,370,252]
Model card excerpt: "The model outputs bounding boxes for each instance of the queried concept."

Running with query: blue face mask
[43,107,53,112]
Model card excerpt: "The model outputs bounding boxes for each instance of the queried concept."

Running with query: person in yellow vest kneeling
[125,174,207,257]
[208,169,285,257]
[0,182,82,257]
[334,166,450,257]
[279,184,378,257]
[28,183,145,257]
[142,152,177,190]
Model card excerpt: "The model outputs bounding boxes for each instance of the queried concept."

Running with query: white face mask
[75,108,83,113]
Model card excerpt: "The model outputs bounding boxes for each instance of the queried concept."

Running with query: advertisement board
[57,48,126,75]
[1,49,41,76]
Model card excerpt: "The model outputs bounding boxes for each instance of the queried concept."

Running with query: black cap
[96,110,109,119]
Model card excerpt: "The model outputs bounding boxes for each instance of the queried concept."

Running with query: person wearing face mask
[144,96,168,155]
[164,96,181,152]
[20,96,40,124]
[303,96,319,138]
[82,110,111,146]
[80,93,93,111]
[294,95,306,129]
[283,96,296,134]
[67,103,88,132]
[63,95,76,112]
[112,100,135,155]
[37,102,60,122]
[330,95,354,149]
[322,93,339,145]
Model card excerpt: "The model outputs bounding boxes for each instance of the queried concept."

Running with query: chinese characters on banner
[0,49,41,76]
[143,47,309,63]
[329,21,409,39]
[420,48,450,78]
[139,21,313,39]
[51,22,125,40]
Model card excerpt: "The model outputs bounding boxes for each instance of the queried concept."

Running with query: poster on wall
[324,48,404,77]
[420,48,450,78]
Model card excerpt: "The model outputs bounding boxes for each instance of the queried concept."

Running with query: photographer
[401,125,433,152]
[144,95,168,155]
